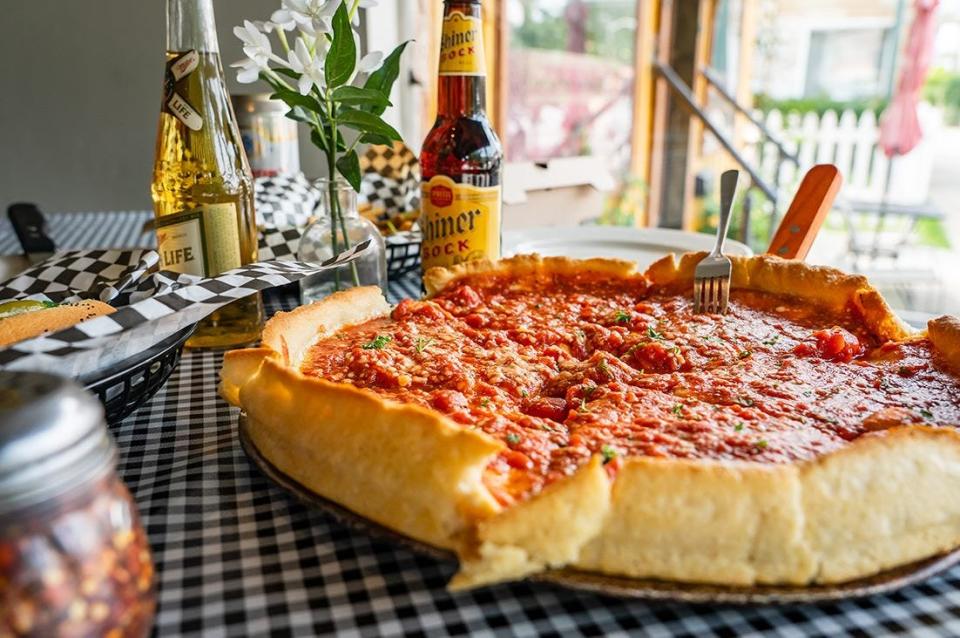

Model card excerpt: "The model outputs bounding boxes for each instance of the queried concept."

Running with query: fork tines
[693,258,732,314]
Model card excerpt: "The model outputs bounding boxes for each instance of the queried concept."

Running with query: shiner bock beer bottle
[420,0,503,274]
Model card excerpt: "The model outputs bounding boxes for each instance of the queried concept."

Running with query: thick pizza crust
[222,254,960,590]
[423,254,642,297]
[646,252,912,342]
[929,315,960,370]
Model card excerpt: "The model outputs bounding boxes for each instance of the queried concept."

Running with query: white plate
[503,226,752,268]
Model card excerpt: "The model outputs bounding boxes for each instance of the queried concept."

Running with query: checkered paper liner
[359,143,421,218]
[0,249,161,304]
[0,241,371,376]
[256,173,320,231]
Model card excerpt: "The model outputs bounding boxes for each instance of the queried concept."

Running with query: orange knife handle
[766,165,842,261]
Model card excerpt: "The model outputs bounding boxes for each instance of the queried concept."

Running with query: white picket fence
[749,103,941,207]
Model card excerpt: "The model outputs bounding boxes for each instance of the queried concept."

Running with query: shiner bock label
[438,11,485,76]
[420,175,501,270]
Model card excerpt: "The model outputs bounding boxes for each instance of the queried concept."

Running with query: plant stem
[326,144,341,291]
[276,28,290,55]
[325,112,361,289]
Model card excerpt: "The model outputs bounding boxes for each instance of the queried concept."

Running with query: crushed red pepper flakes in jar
[0,372,156,638]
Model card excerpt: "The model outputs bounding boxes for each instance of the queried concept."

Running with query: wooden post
[681,0,716,231]
[733,0,758,150]
[654,0,705,229]
[646,0,675,229]
[630,0,659,227]
[420,0,443,136]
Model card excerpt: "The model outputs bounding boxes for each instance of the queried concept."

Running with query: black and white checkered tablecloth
[3,211,960,636]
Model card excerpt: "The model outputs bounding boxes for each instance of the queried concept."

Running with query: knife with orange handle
[766,164,842,260]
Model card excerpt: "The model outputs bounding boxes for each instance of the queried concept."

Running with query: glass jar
[0,372,155,638]
[299,177,387,304]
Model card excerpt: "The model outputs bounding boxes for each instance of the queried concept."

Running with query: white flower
[349,30,383,77]
[274,0,336,35]
[231,58,262,84]
[297,15,332,40]
[252,20,280,33]
[234,20,272,66]
[357,51,383,73]
[352,0,378,25]
[287,36,327,95]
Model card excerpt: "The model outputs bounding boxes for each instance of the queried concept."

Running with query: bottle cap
[0,372,115,515]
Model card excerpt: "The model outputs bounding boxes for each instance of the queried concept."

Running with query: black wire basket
[79,324,196,424]
[385,234,421,279]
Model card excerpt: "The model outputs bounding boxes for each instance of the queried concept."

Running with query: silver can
[232,93,301,177]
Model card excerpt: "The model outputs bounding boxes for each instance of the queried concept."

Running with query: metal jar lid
[0,371,116,515]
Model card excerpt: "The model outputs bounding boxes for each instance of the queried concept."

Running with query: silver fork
[694,169,739,314]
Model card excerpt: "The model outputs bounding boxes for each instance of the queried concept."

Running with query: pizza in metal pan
[220,254,960,589]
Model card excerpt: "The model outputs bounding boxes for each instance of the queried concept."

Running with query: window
[805,28,894,100]
[505,0,638,175]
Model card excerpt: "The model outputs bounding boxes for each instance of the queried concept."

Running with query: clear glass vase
[299,177,387,304]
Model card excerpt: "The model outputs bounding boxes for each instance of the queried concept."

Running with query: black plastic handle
[7,203,56,254]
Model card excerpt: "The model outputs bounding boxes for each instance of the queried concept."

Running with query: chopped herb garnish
[736,395,755,407]
[506,433,520,445]
[597,358,611,378]
[480,398,490,408]
[614,310,631,324]
[647,326,664,340]
[755,439,769,449]
[539,423,555,432]
[762,336,780,346]
[361,334,392,350]
[734,421,745,432]
[738,350,752,359]
[671,346,682,356]
[920,409,934,419]
[415,337,434,353]
[601,444,618,464]
[672,403,683,416]
[520,389,528,398]
[579,385,597,412]
[576,329,586,341]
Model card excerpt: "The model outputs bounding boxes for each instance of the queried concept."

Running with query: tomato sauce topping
[301,272,960,505]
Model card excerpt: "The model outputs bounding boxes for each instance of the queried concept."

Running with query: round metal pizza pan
[238,415,960,604]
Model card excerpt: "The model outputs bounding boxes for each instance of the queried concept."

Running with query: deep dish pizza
[220,254,960,589]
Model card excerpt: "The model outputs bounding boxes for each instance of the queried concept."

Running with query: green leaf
[362,334,391,350]
[325,2,356,88]
[338,108,401,141]
[362,41,410,115]
[273,67,300,80]
[285,107,313,124]
[331,85,391,108]
[359,132,395,146]
[336,149,362,192]
[270,89,322,114]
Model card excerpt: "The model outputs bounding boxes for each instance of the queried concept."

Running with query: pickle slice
[0,299,57,319]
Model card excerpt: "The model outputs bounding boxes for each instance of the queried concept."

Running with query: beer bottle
[151,0,264,348]
[420,0,504,274]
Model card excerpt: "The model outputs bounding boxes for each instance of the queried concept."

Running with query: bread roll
[0,300,116,347]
